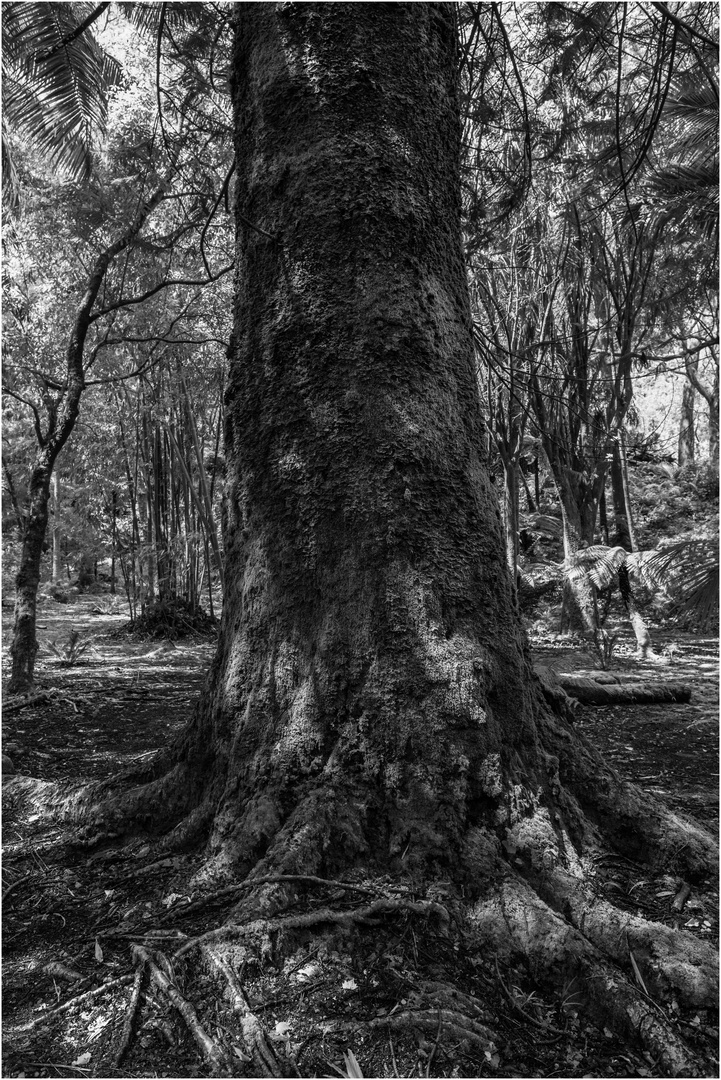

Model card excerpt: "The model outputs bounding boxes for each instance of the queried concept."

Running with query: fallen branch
[554,675,692,705]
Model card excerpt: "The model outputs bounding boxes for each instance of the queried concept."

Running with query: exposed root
[584,957,707,1077]
[539,709,718,878]
[115,958,145,1066]
[173,898,451,961]
[368,1008,497,1055]
[160,872,382,924]
[203,946,283,1078]
[132,945,230,1076]
[470,873,712,1076]
[539,866,718,1008]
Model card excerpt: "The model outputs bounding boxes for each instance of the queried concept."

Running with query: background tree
[2,1,233,690]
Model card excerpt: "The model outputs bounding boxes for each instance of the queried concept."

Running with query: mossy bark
[108,3,712,897]
[176,0,546,885]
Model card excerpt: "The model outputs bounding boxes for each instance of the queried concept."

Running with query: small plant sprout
[46,628,95,666]
[326,1049,364,1078]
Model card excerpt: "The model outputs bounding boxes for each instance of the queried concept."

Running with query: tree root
[172,898,450,961]
[470,873,712,1077]
[115,959,145,1066]
[132,945,231,1076]
[368,1007,497,1055]
[203,946,284,1078]
[160,872,382,924]
[538,866,718,1008]
[538,709,718,878]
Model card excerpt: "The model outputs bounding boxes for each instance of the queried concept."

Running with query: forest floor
[1,596,718,1079]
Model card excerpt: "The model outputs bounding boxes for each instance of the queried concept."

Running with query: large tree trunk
[190,0,531,884]
[31,6,716,1072]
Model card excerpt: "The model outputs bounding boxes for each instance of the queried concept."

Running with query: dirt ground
[2,597,718,1079]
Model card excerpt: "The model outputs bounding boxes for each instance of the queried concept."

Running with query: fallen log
[553,675,692,706]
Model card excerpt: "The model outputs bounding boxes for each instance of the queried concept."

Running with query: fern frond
[564,545,628,589]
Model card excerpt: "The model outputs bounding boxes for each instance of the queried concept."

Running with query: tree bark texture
[51,471,63,585]
[610,435,637,551]
[100,3,711,901]
[678,378,696,466]
[557,485,599,635]
[175,0,547,883]
[9,459,54,692]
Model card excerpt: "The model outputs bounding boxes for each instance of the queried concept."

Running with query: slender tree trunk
[51,470,62,585]
[599,484,609,544]
[110,489,117,595]
[500,456,519,590]
[678,378,696,466]
[8,183,168,691]
[610,438,636,550]
[709,363,719,465]
[9,461,53,692]
[558,499,597,635]
[546,467,600,635]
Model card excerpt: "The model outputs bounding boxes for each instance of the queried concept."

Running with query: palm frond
[117,1,204,35]
[526,514,563,540]
[564,545,628,589]
[2,2,122,184]
[629,541,719,627]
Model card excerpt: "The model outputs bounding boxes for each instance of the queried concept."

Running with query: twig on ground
[18,1066,90,1076]
[13,975,134,1032]
[494,957,563,1035]
[2,872,35,902]
[132,945,230,1076]
[115,958,145,1065]
[388,1033,400,1078]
